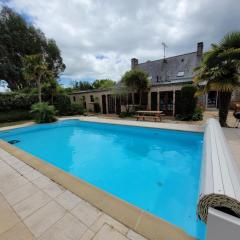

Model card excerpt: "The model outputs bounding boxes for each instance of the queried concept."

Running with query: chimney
[197,42,203,57]
[131,58,138,69]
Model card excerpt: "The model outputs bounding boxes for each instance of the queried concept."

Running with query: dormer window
[177,71,184,77]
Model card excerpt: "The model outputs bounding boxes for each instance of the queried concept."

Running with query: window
[90,95,94,102]
[107,95,115,113]
[177,71,184,77]
[73,96,76,102]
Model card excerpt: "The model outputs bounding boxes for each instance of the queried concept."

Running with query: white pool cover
[198,118,240,222]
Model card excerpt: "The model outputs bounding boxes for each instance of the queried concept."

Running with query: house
[69,42,240,115]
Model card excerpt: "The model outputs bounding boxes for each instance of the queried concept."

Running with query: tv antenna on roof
[162,42,168,60]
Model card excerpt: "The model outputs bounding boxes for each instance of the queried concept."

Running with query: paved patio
[0,148,148,240]
[223,127,240,170]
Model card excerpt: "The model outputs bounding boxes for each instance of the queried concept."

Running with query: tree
[22,54,51,103]
[72,81,93,90]
[121,69,149,105]
[0,7,65,90]
[45,39,65,79]
[194,32,240,127]
[72,79,116,90]
[42,79,58,104]
[92,79,116,89]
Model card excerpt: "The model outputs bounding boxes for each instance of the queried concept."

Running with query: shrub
[175,113,192,121]
[0,93,38,111]
[53,94,72,115]
[69,103,85,115]
[192,107,203,121]
[0,110,32,123]
[31,102,57,123]
[119,111,134,118]
[176,107,203,121]
[175,85,198,121]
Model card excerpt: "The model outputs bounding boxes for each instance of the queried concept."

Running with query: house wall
[69,87,240,114]
[69,90,111,113]
[69,84,186,115]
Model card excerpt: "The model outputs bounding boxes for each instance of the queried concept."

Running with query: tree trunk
[51,92,54,105]
[126,93,129,113]
[218,91,232,127]
[37,75,42,103]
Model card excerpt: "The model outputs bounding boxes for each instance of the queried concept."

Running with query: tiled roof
[137,51,202,85]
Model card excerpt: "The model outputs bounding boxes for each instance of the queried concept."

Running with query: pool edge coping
[0,139,195,240]
[0,116,204,133]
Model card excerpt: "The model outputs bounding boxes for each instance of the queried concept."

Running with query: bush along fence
[0,93,85,123]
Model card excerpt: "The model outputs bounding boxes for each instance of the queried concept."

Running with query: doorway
[107,95,116,113]
[116,96,121,114]
[102,95,107,114]
[207,91,218,108]
[159,91,173,115]
[151,92,158,110]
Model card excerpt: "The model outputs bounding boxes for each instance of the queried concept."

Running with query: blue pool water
[0,120,206,238]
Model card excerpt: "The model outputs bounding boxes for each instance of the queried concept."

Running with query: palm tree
[121,69,150,106]
[22,54,51,103]
[194,32,240,127]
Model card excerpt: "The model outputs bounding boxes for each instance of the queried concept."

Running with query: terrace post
[173,90,176,116]
[106,95,109,114]
[132,92,135,106]
[157,92,160,111]
[147,91,151,110]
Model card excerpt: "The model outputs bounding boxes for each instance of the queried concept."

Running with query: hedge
[0,93,84,122]
[0,110,32,123]
[0,93,38,111]
[53,94,72,115]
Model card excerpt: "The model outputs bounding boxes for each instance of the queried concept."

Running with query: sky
[1,0,240,87]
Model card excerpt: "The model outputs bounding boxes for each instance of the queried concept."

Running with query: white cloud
[0,80,9,92]
[3,0,240,84]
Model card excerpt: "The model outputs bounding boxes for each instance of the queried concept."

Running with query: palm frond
[219,48,240,61]
[202,47,222,67]
[220,32,240,49]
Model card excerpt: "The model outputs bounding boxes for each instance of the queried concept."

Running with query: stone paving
[223,127,240,171]
[0,148,148,240]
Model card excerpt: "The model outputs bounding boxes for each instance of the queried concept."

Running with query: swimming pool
[0,120,206,238]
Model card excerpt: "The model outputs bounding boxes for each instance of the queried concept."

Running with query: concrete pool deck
[0,116,204,132]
